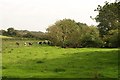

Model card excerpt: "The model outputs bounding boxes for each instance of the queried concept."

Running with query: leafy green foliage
[1,28,48,40]
[23,32,35,38]
[47,19,81,47]
[95,2,120,36]
[47,19,102,48]
[5,28,19,37]
[103,29,120,47]
[80,27,102,47]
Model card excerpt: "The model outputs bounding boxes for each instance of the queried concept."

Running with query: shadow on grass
[2,49,118,78]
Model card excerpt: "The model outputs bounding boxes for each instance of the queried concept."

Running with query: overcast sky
[0,0,115,32]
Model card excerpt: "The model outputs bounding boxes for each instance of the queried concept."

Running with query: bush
[80,27,102,47]
[108,29,119,48]
[81,34,102,47]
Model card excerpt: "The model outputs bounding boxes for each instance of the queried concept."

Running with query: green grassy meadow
[0,35,12,39]
[1,39,118,78]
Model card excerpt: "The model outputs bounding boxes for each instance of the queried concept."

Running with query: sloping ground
[0,35,12,39]
[2,40,118,78]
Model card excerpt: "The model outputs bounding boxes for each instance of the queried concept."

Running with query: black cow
[43,41,46,44]
[16,42,19,46]
[38,41,42,44]
[28,42,32,46]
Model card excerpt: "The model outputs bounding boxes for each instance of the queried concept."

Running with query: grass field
[0,35,12,39]
[1,39,118,78]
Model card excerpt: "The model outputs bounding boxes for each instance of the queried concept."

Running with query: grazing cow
[48,41,51,45]
[24,42,27,46]
[37,40,52,45]
[48,41,50,45]
[38,41,42,44]
[28,42,32,46]
[16,42,19,46]
[43,41,46,44]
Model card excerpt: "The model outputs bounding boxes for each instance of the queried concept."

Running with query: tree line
[1,1,119,48]
[0,28,47,40]
[47,1,119,48]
